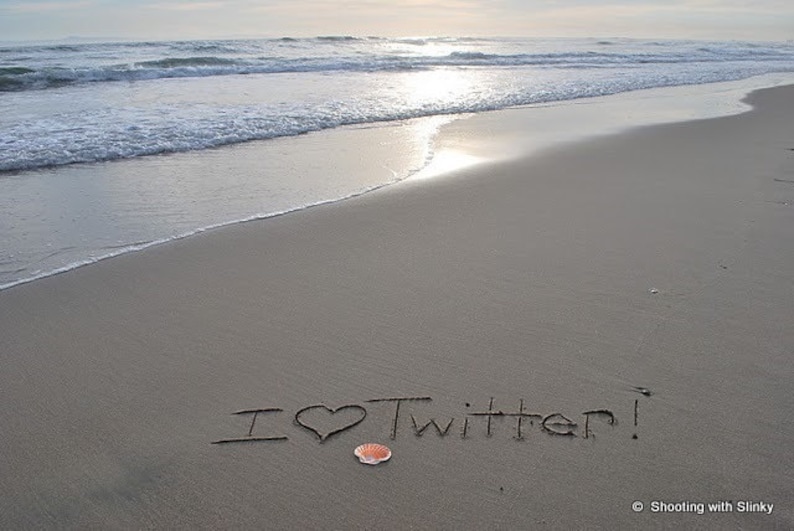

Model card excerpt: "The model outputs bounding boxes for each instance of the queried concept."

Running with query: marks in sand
[212,395,650,446]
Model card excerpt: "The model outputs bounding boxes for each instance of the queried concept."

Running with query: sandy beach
[1,84,793,529]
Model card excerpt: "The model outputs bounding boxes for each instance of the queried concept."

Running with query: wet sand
[1,85,793,529]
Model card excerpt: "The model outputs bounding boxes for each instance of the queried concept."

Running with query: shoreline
[1,82,793,528]
[3,74,794,293]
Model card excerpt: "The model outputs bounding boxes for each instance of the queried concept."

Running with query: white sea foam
[1,37,791,92]
[1,37,793,172]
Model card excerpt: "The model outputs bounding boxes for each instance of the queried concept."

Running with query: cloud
[502,1,794,39]
[0,0,791,41]
[244,0,484,13]
[1,0,95,13]
[147,2,225,11]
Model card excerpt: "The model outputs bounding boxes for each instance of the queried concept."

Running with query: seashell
[354,443,391,465]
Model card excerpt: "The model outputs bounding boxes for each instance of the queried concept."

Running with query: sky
[0,0,792,42]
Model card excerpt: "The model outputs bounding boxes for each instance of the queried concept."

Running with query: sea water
[1,36,793,289]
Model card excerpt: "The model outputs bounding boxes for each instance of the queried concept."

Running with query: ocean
[2,36,794,289]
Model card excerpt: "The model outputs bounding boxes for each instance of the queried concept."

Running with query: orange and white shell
[354,443,391,465]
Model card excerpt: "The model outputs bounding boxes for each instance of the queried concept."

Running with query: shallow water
[1,36,794,290]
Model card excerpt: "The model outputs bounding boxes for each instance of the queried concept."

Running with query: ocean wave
[447,51,496,60]
[0,66,35,75]
[167,41,240,53]
[134,56,238,68]
[3,64,792,173]
[0,76,25,90]
[2,37,793,172]
[3,46,792,92]
[316,35,361,41]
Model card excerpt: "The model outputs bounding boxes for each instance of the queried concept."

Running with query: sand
[1,85,793,529]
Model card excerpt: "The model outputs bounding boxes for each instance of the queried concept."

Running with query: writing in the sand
[211,397,644,445]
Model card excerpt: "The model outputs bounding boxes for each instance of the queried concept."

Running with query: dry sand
[1,85,793,529]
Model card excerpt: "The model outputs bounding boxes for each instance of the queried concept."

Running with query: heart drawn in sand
[294,404,367,442]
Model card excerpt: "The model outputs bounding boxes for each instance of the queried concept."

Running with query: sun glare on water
[414,148,484,179]
[398,67,486,179]
[402,68,475,107]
